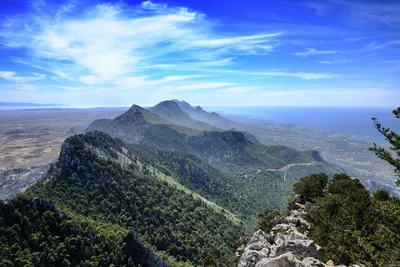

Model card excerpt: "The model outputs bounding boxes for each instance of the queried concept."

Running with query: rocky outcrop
[238,198,362,267]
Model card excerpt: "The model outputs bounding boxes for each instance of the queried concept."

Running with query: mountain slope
[0,196,171,267]
[148,101,218,131]
[24,131,243,266]
[86,104,202,150]
[173,99,234,129]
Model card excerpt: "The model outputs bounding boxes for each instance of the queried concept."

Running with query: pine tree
[370,107,400,186]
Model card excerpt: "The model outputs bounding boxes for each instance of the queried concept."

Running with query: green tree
[370,107,400,186]
[293,173,328,202]
[255,208,280,233]
[373,189,390,201]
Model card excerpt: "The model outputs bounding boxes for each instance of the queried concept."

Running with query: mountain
[24,131,243,266]
[86,103,342,213]
[148,101,219,131]
[86,104,199,150]
[173,99,235,129]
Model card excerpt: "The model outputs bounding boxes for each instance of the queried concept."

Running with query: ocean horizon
[207,106,399,145]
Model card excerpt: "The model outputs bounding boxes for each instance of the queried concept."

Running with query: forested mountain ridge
[86,103,342,214]
[23,131,243,266]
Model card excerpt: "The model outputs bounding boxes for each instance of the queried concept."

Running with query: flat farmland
[0,108,127,198]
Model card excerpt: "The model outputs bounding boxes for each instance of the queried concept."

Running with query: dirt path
[265,162,319,181]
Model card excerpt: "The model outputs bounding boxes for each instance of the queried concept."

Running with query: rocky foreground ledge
[237,198,363,267]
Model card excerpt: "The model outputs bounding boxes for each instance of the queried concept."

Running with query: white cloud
[294,48,338,57]
[1,1,283,86]
[258,71,338,80]
[0,71,45,83]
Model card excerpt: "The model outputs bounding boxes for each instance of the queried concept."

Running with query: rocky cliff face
[238,198,363,267]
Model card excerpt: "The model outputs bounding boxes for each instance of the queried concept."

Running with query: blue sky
[0,0,399,107]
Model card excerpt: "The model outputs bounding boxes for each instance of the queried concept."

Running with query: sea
[207,107,400,145]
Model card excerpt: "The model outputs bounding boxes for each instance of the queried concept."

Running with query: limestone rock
[256,252,303,267]
[238,199,326,267]
[238,250,268,267]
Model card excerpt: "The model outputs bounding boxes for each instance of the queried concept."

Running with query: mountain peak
[149,101,192,121]
[128,104,144,111]
[156,100,180,108]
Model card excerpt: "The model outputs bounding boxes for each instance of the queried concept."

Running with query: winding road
[265,162,320,181]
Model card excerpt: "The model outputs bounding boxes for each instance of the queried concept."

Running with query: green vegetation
[293,173,328,202]
[24,132,242,267]
[0,197,143,267]
[370,107,400,186]
[292,173,400,266]
[254,208,280,233]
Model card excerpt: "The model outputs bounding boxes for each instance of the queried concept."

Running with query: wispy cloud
[0,71,45,83]
[328,0,400,26]
[306,3,327,16]
[364,41,400,51]
[160,82,236,93]
[294,48,338,57]
[318,60,347,64]
[258,71,338,80]
[0,1,283,86]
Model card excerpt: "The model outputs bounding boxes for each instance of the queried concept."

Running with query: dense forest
[0,197,171,267]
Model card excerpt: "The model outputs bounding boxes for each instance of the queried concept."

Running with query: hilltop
[173,99,235,129]
[148,100,218,131]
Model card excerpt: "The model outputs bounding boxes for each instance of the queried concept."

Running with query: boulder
[302,257,326,267]
[256,252,303,267]
[238,250,268,267]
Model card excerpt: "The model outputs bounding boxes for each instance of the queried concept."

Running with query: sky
[0,0,399,107]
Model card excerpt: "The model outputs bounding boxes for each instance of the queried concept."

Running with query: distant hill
[148,100,219,131]
[173,99,235,129]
